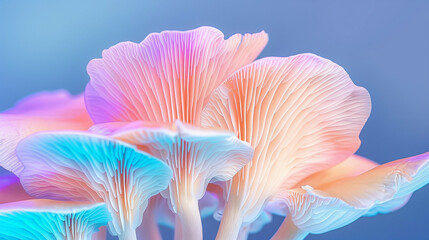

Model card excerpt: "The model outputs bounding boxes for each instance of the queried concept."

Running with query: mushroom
[17,132,172,240]
[0,90,93,175]
[112,120,254,240]
[84,26,268,125]
[201,54,371,239]
[0,199,110,240]
[270,152,429,240]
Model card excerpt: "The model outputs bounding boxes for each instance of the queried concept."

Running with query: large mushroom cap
[202,54,371,228]
[270,152,429,239]
[0,199,110,240]
[17,131,172,238]
[0,90,93,175]
[85,26,268,125]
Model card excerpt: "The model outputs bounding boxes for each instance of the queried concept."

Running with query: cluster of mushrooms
[0,26,428,240]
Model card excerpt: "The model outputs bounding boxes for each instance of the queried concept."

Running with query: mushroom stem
[271,215,308,240]
[119,226,137,240]
[237,225,250,240]
[174,196,202,240]
[215,201,244,240]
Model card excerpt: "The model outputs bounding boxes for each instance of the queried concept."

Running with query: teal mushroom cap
[0,199,110,240]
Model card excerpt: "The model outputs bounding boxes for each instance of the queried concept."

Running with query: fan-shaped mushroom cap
[201,54,371,239]
[0,199,110,240]
[85,26,268,125]
[291,154,410,216]
[17,132,172,239]
[270,152,429,240]
[295,155,378,188]
[266,155,378,216]
[0,90,93,175]
[0,172,32,204]
[289,154,411,217]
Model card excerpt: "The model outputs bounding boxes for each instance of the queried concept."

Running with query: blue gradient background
[1,1,428,239]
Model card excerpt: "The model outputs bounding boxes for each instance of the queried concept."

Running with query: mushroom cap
[112,120,254,213]
[17,131,172,237]
[85,26,268,125]
[202,54,371,223]
[0,90,93,175]
[0,199,110,240]
[293,155,378,189]
[273,152,429,235]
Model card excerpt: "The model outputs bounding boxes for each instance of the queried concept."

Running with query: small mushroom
[0,199,110,240]
[270,152,429,240]
[0,90,93,175]
[201,54,371,240]
[17,132,172,240]
[112,120,254,240]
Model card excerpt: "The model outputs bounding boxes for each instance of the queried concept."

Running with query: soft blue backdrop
[1,1,428,239]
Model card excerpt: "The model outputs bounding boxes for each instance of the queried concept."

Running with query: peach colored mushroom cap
[201,54,371,239]
[84,26,268,126]
[269,152,429,240]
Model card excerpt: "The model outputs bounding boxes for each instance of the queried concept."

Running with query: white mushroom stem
[216,201,244,240]
[237,225,250,240]
[119,225,137,240]
[271,215,308,240]
[174,196,202,240]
